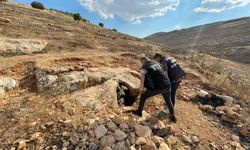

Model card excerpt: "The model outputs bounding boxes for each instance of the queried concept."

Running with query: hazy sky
[14,0,250,38]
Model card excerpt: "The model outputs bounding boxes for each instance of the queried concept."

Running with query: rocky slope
[145,17,250,64]
[0,1,249,150]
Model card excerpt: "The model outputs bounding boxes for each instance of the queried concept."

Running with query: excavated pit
[117,83,138,106]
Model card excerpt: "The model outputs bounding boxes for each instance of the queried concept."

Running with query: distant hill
[145,17,250,64]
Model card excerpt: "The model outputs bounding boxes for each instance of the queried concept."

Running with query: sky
[14,0,250,38]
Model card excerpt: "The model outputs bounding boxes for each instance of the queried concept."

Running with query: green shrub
[112,28,117,32]
[73,13,81,22]
[99,22,104,27]
[31,1,45,10]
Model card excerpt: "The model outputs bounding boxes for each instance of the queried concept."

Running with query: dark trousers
[136,86,174,115]
[171,81,181,107]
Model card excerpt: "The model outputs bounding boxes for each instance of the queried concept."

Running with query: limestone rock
[135,137,147,145]
[134,125,152,137]
[197,90,209,97]
[0,77,16,95]
[158,142,171,150]
[181,134,193,144]
[112,141,129,150]
[94,125,108,139]
[106,121,117,132]
[114,129,127,141]
[100,135,116,147]
[18,140,26,150]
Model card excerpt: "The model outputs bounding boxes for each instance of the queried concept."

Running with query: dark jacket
[142,61,170,90]
[160,57,186,83]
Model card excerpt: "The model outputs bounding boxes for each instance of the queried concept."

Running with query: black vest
[142,61,170,90]
[161,57,186,83]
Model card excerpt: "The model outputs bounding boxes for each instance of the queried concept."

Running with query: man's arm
[140,74,145,92]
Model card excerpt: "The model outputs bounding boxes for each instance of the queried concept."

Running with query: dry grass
[187,52,250,104]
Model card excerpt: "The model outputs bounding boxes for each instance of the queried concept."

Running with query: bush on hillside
[99,22,104,27]
[112,28,117,32]
[73,13,81,22]
[31,1,45,10]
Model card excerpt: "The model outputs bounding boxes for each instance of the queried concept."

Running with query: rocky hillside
[0,1,249,150]
[145,17,250,64]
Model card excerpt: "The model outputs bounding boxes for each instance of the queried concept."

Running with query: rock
[238,123,250,137]
[158,142,171,150]
[231,135,240,142]
[30,132,41,141]
[0,38,47,56]
[216,95,234,106]
[18,140,26,150]
[153,121,166,129]
[197,90,209,97]
[112,117,122,125]
[112,141,129,150]
[167,135,178,146]
[103,147,112,150]
[225,109,239,120]
[134,125,152,137]
[181,135,193,144]
[120,123,129,130]
[0,17,11,23]
[100,135,116,147]
[130,146,136,150]
[129,132,136,144]
[135,137,147,145]
[199,105,214,112]
[152,128,171,137]
[221,115,236,123]
[152,136,164,145]
[141,141,157,150]
[89,142,100,150]
[191,135,200,143]
[94,125,108,139]
[70,133,80,145]
[106,121,117,132]
[114,129,127,141]
[0,77,16,92]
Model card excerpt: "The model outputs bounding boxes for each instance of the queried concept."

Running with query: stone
[70,133,80,145]
[158,142,171,150]
[153,121,166,129]
[106,121,117,132]
[135,137,147,145]
[167,135,178,146]
[18,140,26,150]
[141,141,157,150]
[114,129,127,141]
[152,136,164,146]
[100,135,116,147]
[0,77,16,91]
[231,135,240,142]
[103,147,112,150]
[152,128,171,137]
[238,123,250,137]
[134,125,152,137]
[130,146,136,150]
[95,125,108,139]
[120,123,129,130]
[197,90,209,97]
[30,132,41,141]
[129,132,136,144]
[225,109,238,120]
[112,117,122,125]
[216,95,234,106]
[221,115,235,123]
[191,135,200,143]
[0,38,47,56]
[199,105,214,112]
[63,140,70,147]
[89,142,99,150]
[112,141,129,150]
[181,135,193,144]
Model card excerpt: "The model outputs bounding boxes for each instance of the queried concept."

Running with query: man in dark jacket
[154,53,185,110]
[133,54,177,123]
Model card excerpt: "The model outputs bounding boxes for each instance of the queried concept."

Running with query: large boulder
[0,38,47,56]
[35,67,140,110]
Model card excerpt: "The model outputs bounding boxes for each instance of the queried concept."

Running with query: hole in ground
[117,83,138,106]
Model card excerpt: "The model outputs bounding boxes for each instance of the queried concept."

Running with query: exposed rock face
[35,67,140,110]
[0,77,16,97]
[0,38,47,56]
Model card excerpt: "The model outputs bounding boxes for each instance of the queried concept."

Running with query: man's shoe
[170,115,177,123]
[133,110,142,117]
[162,108,170,114]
